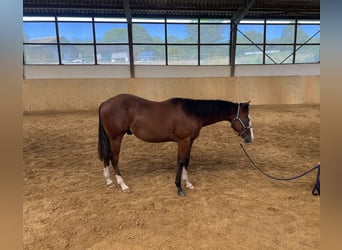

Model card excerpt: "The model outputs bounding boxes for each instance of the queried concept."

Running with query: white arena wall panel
[24,64,319,79]
[23,74,320,112]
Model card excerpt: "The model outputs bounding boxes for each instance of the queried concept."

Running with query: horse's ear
[241,101,250,112]
[242,100,251,106]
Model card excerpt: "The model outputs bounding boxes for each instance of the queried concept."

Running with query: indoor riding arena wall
[23,75,319,112]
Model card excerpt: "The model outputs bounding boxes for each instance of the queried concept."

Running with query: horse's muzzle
[243,134,253,144]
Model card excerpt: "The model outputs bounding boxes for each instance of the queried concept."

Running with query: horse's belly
[133,129,173,143]
[130,121,173,143]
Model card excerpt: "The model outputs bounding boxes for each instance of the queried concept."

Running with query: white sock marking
[103,167,114,187]
[182,167,194,189]
[116,175,130,191]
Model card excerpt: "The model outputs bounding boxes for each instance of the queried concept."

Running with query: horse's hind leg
[102,154,114,187]
[109,135,130,192]
[104,166,115,187]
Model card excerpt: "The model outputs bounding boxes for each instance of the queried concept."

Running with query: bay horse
[98,94,254,196]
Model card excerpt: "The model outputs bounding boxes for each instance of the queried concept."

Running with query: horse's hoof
[186,184,194,190]
[122,188,130,193]
[106,182,115,188]
[178,190,186,197]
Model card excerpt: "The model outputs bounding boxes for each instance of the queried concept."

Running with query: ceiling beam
[123,0,134,78]
[123,0,132,22]
[232,0,256,25]
[230,0,256,77]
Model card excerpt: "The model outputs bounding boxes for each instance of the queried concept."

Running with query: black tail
[98,103,111,166]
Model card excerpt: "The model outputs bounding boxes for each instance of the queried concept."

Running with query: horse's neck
[200,102,237,127]
[201,115,231,127]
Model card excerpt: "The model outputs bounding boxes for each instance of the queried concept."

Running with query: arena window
[236,19,320,65]
[23,16,320,77]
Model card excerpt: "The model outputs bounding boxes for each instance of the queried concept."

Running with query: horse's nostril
[244,136,253,144]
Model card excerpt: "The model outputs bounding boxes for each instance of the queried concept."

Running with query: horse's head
[231,101,254,144]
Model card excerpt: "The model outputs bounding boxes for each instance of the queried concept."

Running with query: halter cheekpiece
[232,103,252,137]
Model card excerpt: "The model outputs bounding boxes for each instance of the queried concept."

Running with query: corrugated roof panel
[23,0,320,19]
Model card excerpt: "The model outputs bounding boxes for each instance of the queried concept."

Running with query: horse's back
[103,93,141,105]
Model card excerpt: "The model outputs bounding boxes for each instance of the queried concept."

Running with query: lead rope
[240,143,320,196]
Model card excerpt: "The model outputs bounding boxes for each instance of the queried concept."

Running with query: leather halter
[231,103,252,137]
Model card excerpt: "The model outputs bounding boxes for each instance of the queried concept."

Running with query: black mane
[171,98,237,122]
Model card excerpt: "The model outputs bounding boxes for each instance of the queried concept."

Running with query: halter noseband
[231,103,252,137]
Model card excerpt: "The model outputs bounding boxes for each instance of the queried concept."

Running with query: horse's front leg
[182,166,194,190]
[175,139,193,197]
[175,160,186,196]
